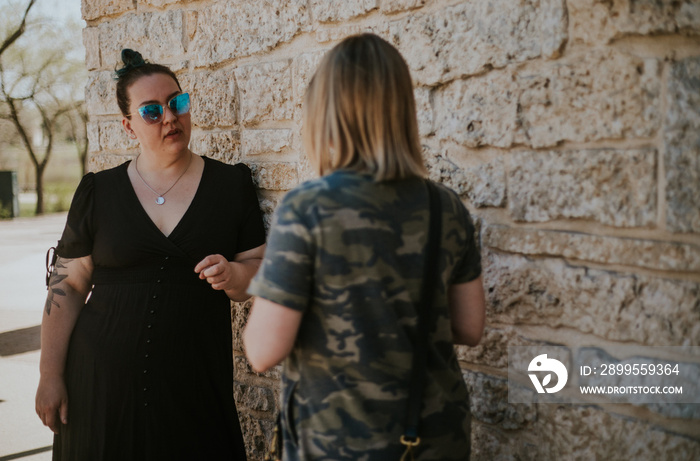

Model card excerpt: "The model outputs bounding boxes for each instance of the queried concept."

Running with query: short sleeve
[247,191,314,312]
[233,163,266,253]
[449,194,482,285]
[55,173,95,259]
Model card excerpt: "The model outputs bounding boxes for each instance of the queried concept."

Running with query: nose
[162,104,178,123]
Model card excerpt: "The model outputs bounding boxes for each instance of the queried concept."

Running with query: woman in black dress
[35,49,264,460]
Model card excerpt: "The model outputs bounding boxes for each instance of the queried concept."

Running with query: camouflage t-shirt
[248,170,481,461]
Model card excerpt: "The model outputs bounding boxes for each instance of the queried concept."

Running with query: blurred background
[0,0,85,219]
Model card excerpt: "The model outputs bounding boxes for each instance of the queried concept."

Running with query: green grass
[45,181,78,213]
[18,201,35,218]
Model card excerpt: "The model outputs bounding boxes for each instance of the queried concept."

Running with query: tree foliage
[0,0,87,214]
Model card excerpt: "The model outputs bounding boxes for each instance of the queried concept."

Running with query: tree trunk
[80,144,88,176]
[35,162,45,215]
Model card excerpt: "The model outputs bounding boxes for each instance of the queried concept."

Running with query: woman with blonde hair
[244,33,485,460]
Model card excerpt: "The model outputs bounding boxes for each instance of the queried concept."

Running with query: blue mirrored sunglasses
[132,92,191,125]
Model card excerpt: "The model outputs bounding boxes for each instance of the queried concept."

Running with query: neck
[136,149,192,173]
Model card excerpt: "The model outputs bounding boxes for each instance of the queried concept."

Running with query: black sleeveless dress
[52,156,265,460]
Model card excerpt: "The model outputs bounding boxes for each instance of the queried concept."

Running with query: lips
[164,128,181,139]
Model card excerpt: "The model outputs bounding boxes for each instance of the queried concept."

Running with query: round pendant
[155,196,165,205]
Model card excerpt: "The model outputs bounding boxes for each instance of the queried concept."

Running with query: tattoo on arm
[45,258,71,316]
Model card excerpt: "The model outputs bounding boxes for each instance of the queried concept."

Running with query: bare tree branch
[0,0,37,57]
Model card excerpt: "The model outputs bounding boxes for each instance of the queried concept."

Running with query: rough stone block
[238,412,277,461]
[381,0,426,14]
[82,0,134,21]
[538,405,700,459]
[235,61,294,126]
[234,383,276,412]
[292,51,326,120]
[389,0,568,86]
[181,69,238,128]
[483,225,700,272]
[241,130,293,157]
[87,153,133,173]
[426,153,506,208]
[433,69,520,148]
[185,10,197,41]
[433,50,661,149]
[414,87,433,137]
[470,422,535,461]
[234,356,282,382]
[189,1,309,67]
[316,24,369,43]
[99,121,138,151]
[507,149,657,227]
[517,50,662,148]
[189,130,240,165]
[87,121,100,154]
[250,162,300,191]
[140,0,184,6]
[483,250,700,345]
[231,299,252,353]
[463,370,537,430]
[471,405,700,460]
[665,56,700,234]
[85,71,120,117]
[309,0,378,23]
[456,326,535,369]
[569,0,700,45]
[97,11,185,71]
[83,27,100,71]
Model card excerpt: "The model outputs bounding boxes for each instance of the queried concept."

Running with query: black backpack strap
[401,180,442,459]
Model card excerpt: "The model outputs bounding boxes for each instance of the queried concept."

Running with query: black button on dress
[52,156,265,461]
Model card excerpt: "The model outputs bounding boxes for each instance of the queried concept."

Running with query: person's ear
[122,117,137,139]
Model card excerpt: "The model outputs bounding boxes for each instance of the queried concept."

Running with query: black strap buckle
[45,246,57,289]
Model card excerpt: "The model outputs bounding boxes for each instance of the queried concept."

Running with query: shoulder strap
[403,180,442,443]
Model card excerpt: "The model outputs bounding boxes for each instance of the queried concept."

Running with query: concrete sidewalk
[0,213,67,461]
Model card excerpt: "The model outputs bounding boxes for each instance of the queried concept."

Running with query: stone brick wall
[82,1,700,459]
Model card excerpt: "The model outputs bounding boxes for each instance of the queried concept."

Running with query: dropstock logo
[528,354,568,394]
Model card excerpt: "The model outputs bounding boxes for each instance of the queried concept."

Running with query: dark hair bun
[115,49,146,78]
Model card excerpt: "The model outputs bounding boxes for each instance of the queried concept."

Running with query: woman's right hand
[36,374,68,434]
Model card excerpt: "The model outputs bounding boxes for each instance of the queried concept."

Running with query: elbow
[456,332,483,347]
[452,328,483,347]
[245,347,269,373]
[452,315,485,347]
[245,352,277,374]
[243,331,275,373]
[228,292,253,303]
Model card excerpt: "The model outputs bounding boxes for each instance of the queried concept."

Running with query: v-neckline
[123,156,208,241]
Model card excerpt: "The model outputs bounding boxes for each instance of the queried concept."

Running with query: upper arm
[45,255,93,316]
[243,297,303,373]
[53,255,93,297]
[448,275,485,346]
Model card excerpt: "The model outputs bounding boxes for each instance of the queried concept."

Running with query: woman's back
[250,169,480,460]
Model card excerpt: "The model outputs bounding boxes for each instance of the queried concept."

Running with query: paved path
[0,213,67,461]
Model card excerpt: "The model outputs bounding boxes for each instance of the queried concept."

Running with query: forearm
[225,258,262,302]
[40,255,92,378]
[39,288,88,378]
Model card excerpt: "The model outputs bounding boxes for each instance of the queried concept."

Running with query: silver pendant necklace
[134,153,193,205]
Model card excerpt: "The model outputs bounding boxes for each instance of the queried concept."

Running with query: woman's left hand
[195,254,235,291]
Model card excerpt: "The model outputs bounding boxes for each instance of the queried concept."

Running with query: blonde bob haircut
[303,33,427,181]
